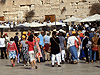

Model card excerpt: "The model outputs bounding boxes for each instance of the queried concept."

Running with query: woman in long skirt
[20,35,30,66]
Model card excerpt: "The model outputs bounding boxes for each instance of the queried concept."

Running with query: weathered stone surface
[0,0,99,21]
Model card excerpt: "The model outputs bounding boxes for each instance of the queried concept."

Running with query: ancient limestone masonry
[0,0,99,21]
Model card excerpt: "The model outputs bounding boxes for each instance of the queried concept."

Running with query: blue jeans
[89,49,92,61]
[93,51,96,60]
[39,45,45,61]
[80,49,85,59]
[70,46,78,61]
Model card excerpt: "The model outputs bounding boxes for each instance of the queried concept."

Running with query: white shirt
[67,36,78,47]
[0,38,5,47]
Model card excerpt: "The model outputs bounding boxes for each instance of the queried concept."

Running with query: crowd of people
[0,21,100,70]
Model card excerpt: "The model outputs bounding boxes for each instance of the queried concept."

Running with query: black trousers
[84,47,89,62]
[1,47,7,59]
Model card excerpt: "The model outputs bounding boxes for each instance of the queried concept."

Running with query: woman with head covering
[67,31,78,64]
[82,32,90,63]
[20,35,30,66]
[91,33,99,63]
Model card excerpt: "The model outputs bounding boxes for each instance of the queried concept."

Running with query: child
[7,37,18,67]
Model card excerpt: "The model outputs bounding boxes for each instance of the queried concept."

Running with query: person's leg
[78,46,81,58]
[23,61,27,66]
[47,52,50,61]
[33,60,38,69]
[89,49,92,61]
[13,58,15,66]
[56,53,60,66]
[62,50,65,62]
[59,51,61,63]
[38,56,40,63]
[10,58,13,65]
[98,45,100,60]
[39,45,44,61]
[84,48,89,63]
[45,51,47,61]
[1,48,4,58]
[93,51,96,61]
[72,46,78,63]
[30,60,34,69]
[70,47,75,61]
[3,47,7,59]
[51,54,55,66]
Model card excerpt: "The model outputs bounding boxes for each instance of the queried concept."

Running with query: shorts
[29,51,36,62]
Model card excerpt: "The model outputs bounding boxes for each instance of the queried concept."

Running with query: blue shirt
[38,34,44,46]
[44,35,51,44]
[89,33,94,41]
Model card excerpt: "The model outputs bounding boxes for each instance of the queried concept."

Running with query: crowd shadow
[94,66,100,68]
[5,65,18,67]
[44,64,52,67]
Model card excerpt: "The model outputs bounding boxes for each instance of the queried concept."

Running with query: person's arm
[64,40,66,49]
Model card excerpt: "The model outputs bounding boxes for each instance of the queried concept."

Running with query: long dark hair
[28,34,33,42]
[52,31,56,38]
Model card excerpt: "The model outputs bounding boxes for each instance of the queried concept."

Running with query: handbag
[52,37,62,51]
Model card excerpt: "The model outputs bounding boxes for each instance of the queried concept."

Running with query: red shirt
[26,41,34,51]
[7,42,18,53]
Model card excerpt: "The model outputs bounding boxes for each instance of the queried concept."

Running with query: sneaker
[52,65,54,67]
[35,66,38,69]
[12,64,13,67]
[27,62,30,66]
[58,65,61,67]
[24,64,26,66]
[30,68,34,70]
[13,64,15,67]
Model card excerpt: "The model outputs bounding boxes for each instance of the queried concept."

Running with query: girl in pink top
[7,37,18,67]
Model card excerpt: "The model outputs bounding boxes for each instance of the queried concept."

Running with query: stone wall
[0,0,99,22]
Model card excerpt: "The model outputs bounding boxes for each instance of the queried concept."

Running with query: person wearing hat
[91,33,99,63]
[50,31,61,67]
[82,32,90,63]
[89,28,95,62]
[58,31,66,64]
[20,35,30,66]
[67,31,78,64]
[23,31,26,35]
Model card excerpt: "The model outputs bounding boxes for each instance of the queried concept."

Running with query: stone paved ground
[0,58,100,75]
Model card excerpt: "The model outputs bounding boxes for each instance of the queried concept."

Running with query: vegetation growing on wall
[89,3,100,15]
[25,10,35,22]
[0,0,6,4]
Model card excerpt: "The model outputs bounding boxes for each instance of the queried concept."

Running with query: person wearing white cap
[89,28,94,62]
[58,31,66,64]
